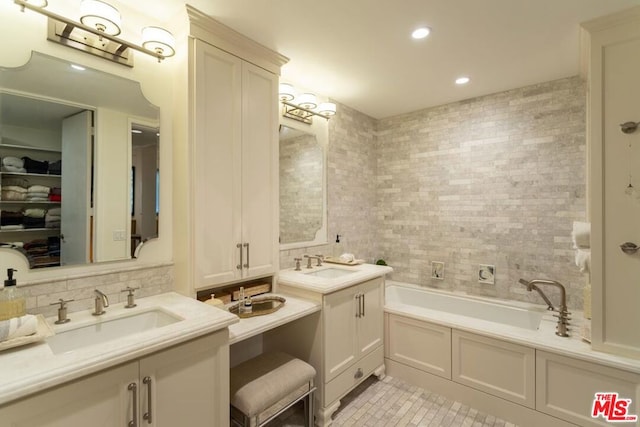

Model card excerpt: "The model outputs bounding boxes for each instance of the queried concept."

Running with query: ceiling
[116,1,640,118]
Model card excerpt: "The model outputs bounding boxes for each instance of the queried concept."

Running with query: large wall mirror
[279,119,328,250]
[0,52,159,269]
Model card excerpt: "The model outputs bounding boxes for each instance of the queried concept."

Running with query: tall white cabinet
[185,6,287,292]
[583,6,640,359]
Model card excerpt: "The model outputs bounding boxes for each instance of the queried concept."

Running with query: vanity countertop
[278,263,393,294]
[227,293,321,345]
[0,292,238,406]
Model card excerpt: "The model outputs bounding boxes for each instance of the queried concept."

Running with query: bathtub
[385,282,546,330]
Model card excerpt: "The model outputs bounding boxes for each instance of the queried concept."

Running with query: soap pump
[0,268,26,321]
[4,268,17,287]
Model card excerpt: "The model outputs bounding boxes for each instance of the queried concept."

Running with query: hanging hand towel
[575,248,591,273]
[572,221,590,249]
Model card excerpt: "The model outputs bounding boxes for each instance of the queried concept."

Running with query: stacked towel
[1,157,26,173]
[1,185,27,201]
[48,160,61,175]
[0,314,38,342]
[23,208,46,229]
[26,185,50,202]
[0,224,24,231]
[1,210,23,226]
[572,221,591,274]
[45,207,61,229]
[22,156,48,174]
[49,187,61,202]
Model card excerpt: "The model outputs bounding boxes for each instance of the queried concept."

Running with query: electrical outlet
[431,261,444,279]
[112,230,126,241]
[478,264,495,284]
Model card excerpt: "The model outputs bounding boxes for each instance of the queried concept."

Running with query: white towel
[2,157,24,168]
[339,253,355,263]
[572,221,590,249]
[0,314,38,342]
[27,185,50,194]
[575,248,591,273]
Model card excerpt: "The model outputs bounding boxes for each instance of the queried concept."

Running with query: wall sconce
[279,83,337,124]
[14,0,176,67]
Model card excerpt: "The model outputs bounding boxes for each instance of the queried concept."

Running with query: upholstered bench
[230,352,316,427]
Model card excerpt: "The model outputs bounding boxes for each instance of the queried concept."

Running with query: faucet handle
[121,287,139,309]
[314,254,324,266]
[49,298,74,324]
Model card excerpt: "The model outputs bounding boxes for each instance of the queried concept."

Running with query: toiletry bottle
[243,296,253,314]
[0,268,26,321]
[334,234,343,258]
[238,287,246,314]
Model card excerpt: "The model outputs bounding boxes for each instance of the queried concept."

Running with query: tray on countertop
[228,296,286,319]
[322,256,365,266]
[0,314,54,352]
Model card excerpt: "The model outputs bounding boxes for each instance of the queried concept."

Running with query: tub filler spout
[518,278,570,337]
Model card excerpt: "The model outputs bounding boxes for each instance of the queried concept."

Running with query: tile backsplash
[20,263,173,318]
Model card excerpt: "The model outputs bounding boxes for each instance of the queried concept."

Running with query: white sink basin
[305,268,357,279]
[46,309,182,355]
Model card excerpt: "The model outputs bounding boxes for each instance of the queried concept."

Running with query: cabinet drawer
[536,351,640,427]
[452,330,535,408]
[325,345,383,406]
[385,314,451,379]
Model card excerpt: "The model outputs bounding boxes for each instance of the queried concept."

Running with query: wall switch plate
[478,264,495,284]
[112,230,126,241]
[431,261,444,280]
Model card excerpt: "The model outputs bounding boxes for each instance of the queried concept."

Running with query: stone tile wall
[376,77,587,309]
[22,264,174,318]
[279,102,380,268]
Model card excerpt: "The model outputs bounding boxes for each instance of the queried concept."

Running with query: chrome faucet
[519,278,570,337]
[93,289,110,316]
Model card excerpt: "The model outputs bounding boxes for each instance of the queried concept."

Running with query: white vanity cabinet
[186,7,287,293]
[192,38,278,289]
[324,277,384,383]
[0,332,230,427]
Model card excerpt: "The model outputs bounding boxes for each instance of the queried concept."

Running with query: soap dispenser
[0,268,26,321]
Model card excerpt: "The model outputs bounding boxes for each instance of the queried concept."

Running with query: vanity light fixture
[279,83,337,124]
[14,0,176,67]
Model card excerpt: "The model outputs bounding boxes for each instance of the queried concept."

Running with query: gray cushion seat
[230,352,316,426]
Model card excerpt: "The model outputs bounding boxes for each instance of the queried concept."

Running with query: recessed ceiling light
[411,27,431,40]
[455,76,470,85]
[70,64,86,71]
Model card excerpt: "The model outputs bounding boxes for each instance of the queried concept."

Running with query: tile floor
[271,376,518,427]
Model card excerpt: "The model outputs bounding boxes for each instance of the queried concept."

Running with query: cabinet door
[240,61,278,279]
[357,278,384,357]
[193,40,243,288]
[452,330,535,408]
[536,351,640,427]
[0,362,138,427]
[324,285,359,382]
[61,110,92,265]
[139,331,230,427]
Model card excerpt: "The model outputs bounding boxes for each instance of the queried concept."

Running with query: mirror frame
[279,115,328,250]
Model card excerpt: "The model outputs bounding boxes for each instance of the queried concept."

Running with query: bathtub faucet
[518,278,570,337]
